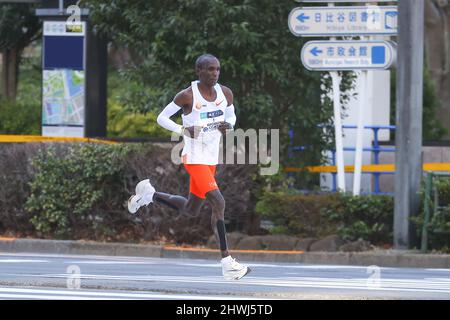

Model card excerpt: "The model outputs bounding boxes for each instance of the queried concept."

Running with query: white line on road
[4,273,450,295]
[0,287,258,300]
[0,260,49,263]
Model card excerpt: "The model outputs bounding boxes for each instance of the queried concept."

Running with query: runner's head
[195,54,220,87]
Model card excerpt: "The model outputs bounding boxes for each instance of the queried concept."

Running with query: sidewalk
[0,237,449,269]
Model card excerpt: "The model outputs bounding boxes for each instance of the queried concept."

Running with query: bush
[0,99,40,135]
[412,176,450,252]
[25,143,130,239]
[0,143,41,236]
[0,142,262,244]
[255,191,341,238]
[107,99,171,138]
[256,191,394,245]
[324,194,394,245]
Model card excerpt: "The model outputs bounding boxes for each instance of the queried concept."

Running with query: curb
[0,238,449,269]
[0,238,163,258]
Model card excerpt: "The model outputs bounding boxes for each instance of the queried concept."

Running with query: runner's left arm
[224,104,236,128]
[222,85,236,129]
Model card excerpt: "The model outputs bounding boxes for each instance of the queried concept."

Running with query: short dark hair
[195,54,218,70]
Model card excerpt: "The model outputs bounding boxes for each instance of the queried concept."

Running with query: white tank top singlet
[181,81,227,165]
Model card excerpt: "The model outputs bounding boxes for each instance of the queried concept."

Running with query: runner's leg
[206,189,229,258]
[153,192,205,216]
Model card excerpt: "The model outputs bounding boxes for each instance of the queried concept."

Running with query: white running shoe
[127,179,156,214]
[221,256,251,280]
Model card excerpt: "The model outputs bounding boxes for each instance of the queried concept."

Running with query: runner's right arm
[157,90,202,138]
[156,101,184,135]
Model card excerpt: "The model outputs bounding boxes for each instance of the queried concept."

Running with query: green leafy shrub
[107,99,171,138]
[0,99,40,135]
[324,194,394,244]
[255,191,341,238]
[256,191,394,245]
[0,144,40,236]
[0,142,261,243]
[412,177,450,252]
[25,143,131,238]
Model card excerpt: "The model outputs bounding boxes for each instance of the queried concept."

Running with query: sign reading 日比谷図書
[288,6,398,37]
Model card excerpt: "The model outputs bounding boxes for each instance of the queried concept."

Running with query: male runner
[127,54,250,281]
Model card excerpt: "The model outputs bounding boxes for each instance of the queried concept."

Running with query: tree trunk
[1,47,21,102]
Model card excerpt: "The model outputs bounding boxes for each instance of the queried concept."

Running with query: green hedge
[0,99,40,135]
[324,194,394,245]
[412,177,450,252]
[256,191,394,245]
[25,144,129,238]
[0,142,261,243]
[255,191,340,238]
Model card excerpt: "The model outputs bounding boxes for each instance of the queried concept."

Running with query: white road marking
[63,261,149,265]
[0,287,258,300]
[0,259,49,263]
[174,262,396,270]
[5,273,450,294]
[1,253,449,298]
[425,269,450,272]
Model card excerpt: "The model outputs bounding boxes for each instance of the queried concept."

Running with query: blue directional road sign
[301,40,397,71]
[288,6,398,37]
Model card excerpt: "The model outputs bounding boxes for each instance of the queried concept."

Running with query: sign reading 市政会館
[301,40,397,71]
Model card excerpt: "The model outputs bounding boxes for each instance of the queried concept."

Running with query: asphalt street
[0,252,449,300]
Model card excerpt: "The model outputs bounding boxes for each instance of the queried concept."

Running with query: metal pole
[329,2,346,192]
[394,0,424,249]
[331,72,346,192]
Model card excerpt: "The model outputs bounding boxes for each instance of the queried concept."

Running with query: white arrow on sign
[301,40,397,71]
[288,6,398,37]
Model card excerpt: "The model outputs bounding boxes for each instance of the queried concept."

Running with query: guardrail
[289,125,396,195]
[0,135,117,145]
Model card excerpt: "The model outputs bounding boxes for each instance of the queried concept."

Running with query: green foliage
[107,71,172,138]
[25,144,131,238]
[0,3,40,50]
[255,191,341,238]
[390,65,447,140]
[0,46,41,134]
[5,142,261,243]
[107,99,171,138]
[421,67,447,140]
[413,176,450,252]
[83,0,355,165]
[324,194,394,244]
[256,191,394,245]
[0,99,40,135]
[16,52,42,105]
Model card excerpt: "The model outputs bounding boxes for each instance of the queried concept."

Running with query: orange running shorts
[183,164,219,199]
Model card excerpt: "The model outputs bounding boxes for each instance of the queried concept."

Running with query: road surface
[0,252,449,300]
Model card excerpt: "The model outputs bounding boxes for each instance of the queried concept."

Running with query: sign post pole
[331,71,346,192]
[328,2,346,192]
[353,69,366,195]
